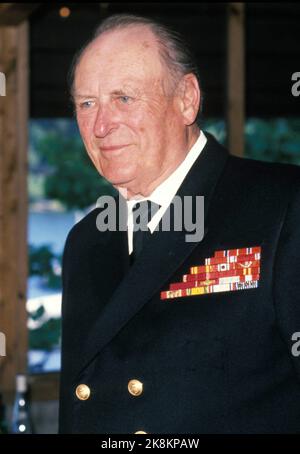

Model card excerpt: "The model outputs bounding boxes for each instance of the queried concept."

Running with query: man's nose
[93,104,117,138]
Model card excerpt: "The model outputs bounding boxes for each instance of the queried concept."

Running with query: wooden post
[226,3,245,157]
[0,21,29,395]
[0,4,39,26]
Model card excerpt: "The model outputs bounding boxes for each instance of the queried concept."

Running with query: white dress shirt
[126,130,207,254]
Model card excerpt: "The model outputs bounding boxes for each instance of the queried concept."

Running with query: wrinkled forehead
[74,26,166,92]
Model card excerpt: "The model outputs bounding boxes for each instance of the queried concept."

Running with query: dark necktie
[131,200,160,264]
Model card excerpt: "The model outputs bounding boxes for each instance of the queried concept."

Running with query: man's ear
[177,73,201,126]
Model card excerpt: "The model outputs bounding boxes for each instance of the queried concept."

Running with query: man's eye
[79,101,93,109]
[118,96,132,104]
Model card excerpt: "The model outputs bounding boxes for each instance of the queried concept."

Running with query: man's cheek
[77,114,93,133]
[77,123,87,142]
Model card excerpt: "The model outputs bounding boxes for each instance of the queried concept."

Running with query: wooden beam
[226,3,245,157]
[16,20,29,382]
[0,21,29,395]
[4,373,60,403]
[0,3,40,26]
[30,373,59,402]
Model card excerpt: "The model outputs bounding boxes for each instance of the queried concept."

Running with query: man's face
[74,26,188,197]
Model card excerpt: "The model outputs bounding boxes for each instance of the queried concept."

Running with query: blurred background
[0,2,300,433]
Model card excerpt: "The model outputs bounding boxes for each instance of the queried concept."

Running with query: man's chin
[106,177,135,194]
[113,181,145,200]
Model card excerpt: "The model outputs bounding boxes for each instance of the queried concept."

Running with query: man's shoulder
[64,207,102,251]
[226,153,300,191]
[204,132,300,191]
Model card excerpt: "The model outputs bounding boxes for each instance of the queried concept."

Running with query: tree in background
[245,118,300,165]
[29,120,116,210]
[38,131,116,209]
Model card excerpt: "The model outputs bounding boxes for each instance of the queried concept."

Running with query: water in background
[27,210,77,373]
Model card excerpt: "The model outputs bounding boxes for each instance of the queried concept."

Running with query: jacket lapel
[78,133,229,376]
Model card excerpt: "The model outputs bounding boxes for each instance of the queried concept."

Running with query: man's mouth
[100,144,130,152]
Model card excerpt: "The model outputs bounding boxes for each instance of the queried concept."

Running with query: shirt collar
[126,130,207,217]
[147,130,207,209]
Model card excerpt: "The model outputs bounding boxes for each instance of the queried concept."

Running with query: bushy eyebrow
[73,88,138,100]
[72,94,96,102]
[111,89,130,96]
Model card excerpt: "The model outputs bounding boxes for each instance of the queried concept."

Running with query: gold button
[128,379,143,396]
[75,384,91,401]
[135,431,147,434]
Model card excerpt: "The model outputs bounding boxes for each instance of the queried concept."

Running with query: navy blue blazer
[59,133,300,434]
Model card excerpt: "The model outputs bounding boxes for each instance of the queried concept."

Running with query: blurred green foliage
[204,118,300,166]
[29,316,61,351]
[29,244,61,289]
[28,244,62,352]
[245,118,300,165]
[36,132,116,209]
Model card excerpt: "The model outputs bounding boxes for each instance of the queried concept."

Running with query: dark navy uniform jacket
[59,133,300,434]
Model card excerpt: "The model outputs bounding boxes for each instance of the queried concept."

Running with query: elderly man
[59,14,300,434]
